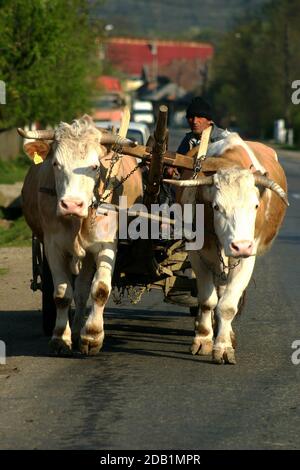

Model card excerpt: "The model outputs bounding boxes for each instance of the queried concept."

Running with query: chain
[93,151,121,208]
[215,236,241,282]
[96,158,146,207]
[90,154,146,228]
[192,152,207,179]
[197,236,240,284]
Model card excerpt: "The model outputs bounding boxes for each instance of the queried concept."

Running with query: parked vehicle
[95,120,151,146]
[132,100,154,125]
[96,75,122,93]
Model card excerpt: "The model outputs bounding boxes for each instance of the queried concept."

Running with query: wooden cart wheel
[42,245,56,336]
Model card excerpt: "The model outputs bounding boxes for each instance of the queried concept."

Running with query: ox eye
[213,204,220,211]
[255,204,259,209]
[53,160,63,170]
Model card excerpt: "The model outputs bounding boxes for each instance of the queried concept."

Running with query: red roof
[106,37,214,76]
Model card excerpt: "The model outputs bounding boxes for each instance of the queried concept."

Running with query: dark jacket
[177,123,229,154]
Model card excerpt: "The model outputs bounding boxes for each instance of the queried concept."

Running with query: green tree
[209,0,300,140]
[0,0,104,128]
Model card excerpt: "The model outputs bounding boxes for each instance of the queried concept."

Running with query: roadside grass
[0,216,31,247]
[0,267,9,276]
[0,155,32,247]
[0,155,30,184]
[273,142,300,151]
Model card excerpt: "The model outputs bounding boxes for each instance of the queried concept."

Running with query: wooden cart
[31,105,198,335]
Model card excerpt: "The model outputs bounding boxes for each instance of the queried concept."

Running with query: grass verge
[0,155,30,184]
[0,216,31,247]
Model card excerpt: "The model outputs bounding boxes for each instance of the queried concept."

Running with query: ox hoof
[72,335,80,351]
[190,338,213,356]
[49,337,73,356]
[212,346,236,365]
[79,332,104,356]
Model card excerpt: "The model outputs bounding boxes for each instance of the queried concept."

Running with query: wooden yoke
[143,105,168,208]
[122,145,195,172]
[121,143,243,175]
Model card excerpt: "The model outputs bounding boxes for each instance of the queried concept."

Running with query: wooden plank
[163,152,194,170]
[101,106,131,201]
[143,105,168,207]
[122,145,194,171]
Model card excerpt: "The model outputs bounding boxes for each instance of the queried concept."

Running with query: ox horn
[254,174,289,206]
[163,176,214,187]
[99,132,137,148]
[17,128,55,140]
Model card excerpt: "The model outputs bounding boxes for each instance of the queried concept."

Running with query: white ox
[20,117,143,356]
[165,134,288,364]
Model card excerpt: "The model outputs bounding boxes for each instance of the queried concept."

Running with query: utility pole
[148,42,158,85]
[283,22,293,145]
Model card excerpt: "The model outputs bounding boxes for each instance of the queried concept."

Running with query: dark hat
[186,97,213,120]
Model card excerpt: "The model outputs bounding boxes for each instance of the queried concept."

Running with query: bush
[0,155,30,184]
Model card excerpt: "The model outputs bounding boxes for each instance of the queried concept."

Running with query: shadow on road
[0,307,196,361]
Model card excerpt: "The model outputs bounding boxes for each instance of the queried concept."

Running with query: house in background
[105,37,214,92]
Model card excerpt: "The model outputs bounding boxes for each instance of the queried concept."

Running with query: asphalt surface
[0,136,300,450]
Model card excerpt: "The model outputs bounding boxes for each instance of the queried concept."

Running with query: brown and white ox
[20,117,143,356]
[164,133,288,364]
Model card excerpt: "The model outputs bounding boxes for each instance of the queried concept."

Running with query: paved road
[0,137,299,450]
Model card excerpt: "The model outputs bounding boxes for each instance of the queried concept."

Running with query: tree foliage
[0,0,103,128]
[209,0,300,141]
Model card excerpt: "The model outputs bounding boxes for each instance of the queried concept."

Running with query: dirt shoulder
[0,247,41,311]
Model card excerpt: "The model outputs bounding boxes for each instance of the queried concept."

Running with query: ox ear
[23,141,51,163]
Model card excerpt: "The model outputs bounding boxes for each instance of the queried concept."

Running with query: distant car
[94,120,151,146]
[132,100,154,125]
